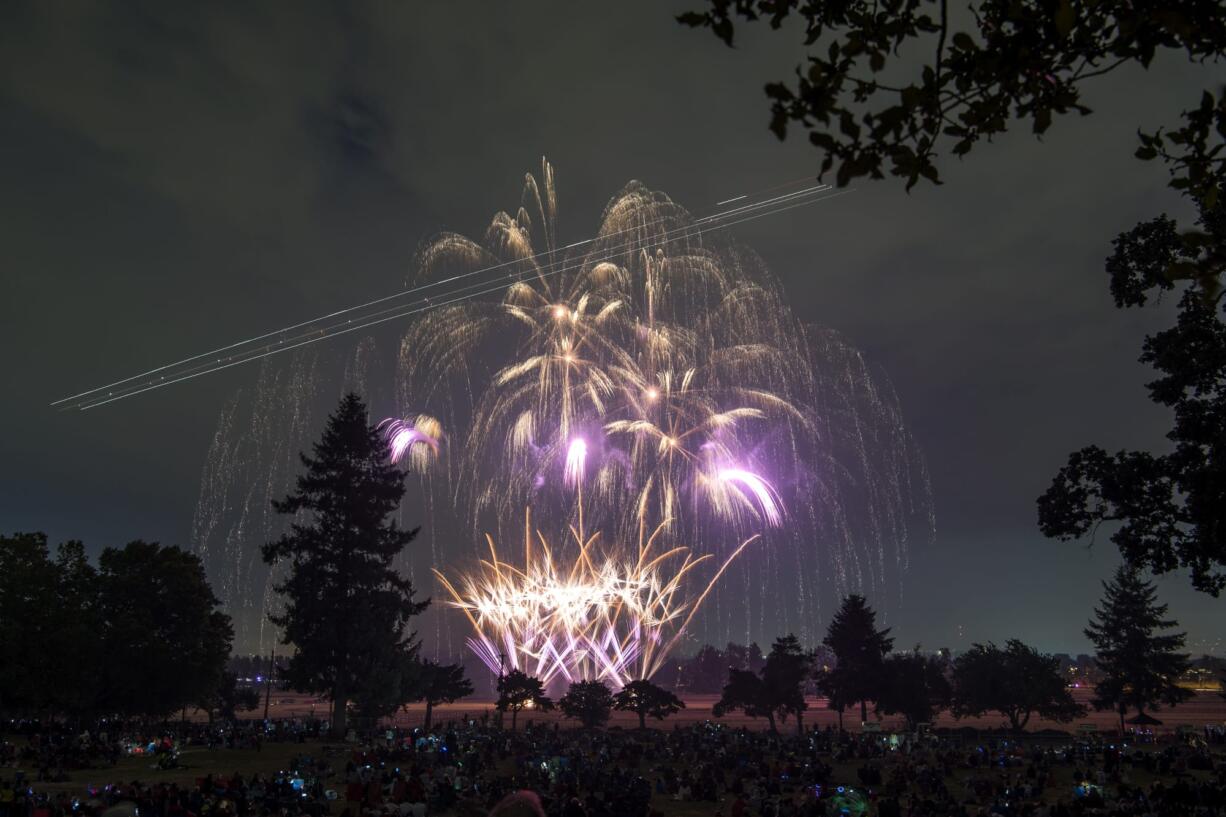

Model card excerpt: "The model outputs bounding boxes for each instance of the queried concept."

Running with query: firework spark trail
[191,353,322,654]
[394,159,931,651]
[52,183,841,411]
[190,159,930,655]
[432,508,758,686]
[63,190,848,411]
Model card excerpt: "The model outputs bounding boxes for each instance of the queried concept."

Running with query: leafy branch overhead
[680,1,1226,191]
[680,1,1226,592]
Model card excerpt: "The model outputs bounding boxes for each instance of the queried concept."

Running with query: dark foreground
[4,706,1226,817]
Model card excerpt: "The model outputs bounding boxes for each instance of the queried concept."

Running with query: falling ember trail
[192,159,931,655]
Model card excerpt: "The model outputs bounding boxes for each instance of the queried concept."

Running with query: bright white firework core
[717,468,784,527]
[564,438,587,488]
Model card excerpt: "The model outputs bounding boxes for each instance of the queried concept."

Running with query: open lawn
[256,689,1226,734]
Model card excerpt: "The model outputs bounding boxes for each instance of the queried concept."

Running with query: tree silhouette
[713,636,812,734]
[612,679,686,730]
[677,0,1226,593]
[496,669,553,731]
[263,393,428,738]
[680,644,729,693]
[819,595,894,725]
[1039,193,1226,595]
[0,534,231,721]
[0,533,101,718]
[198,671,260,723]
[1085,566,1192,731]
[713,669,780,733]
[877,650,952,730]
[96,541,233,720]
[679,0,1226,193]
[951,640,1085,732]
[559,680,615,729]
[677,0,1226,592]
[725,642,767,674]
[763,634,813,735]
[408,660,474,733]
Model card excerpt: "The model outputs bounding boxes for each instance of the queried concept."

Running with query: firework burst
[433,509,756,686]
[195,159,931,656]
[394,159,930,654]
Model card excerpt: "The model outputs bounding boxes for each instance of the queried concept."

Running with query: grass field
[258,689,1226,733]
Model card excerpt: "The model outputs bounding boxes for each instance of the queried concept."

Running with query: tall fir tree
[1085,566,1192,732]
[819,594,894,725]
[264,393,428,737]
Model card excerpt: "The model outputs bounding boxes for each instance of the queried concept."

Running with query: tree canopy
[1038,193,1226,594]
[264,393,428,737]
[1084,566,1192,730]
[877,650,952,730]
[0,533,232,721]
[713,634,813,734]
[762,634,814,735]
[680,0,1226,192]
[713,669,781,733]
[950,640,1085,732]
[559,680,615,729]
[612,679,686,730]
[97,541,234,719]
[679,0,1226,593]
[819,594,894,724]
[495,670,554,731]
[407,660,473,732]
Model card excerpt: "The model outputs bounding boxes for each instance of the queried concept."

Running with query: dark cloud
[0,1,1219,654]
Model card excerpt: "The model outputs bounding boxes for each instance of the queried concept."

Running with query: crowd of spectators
[1,716,1224,817]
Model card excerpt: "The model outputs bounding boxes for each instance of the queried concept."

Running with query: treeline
[702,572,1210,734]
[0,534,233,721]
[6,393,1220,739]
[487,572,1216,736]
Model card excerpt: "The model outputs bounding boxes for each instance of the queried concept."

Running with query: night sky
[2,2,1220,655]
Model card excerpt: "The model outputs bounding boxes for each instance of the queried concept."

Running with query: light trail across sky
[53,178,853,411]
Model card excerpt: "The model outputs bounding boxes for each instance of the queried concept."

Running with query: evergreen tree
[763,634,813,735]
[263,393,428,738]
[819,595,894,725]
[612,680,686,730]
[1085,566,1192,731]
[559,680,615,729]
[495,669,553,731]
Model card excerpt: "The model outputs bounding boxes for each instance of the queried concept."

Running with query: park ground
[261,688,1226,733]
[17,691,1224,816]
[20,701,1226,817]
